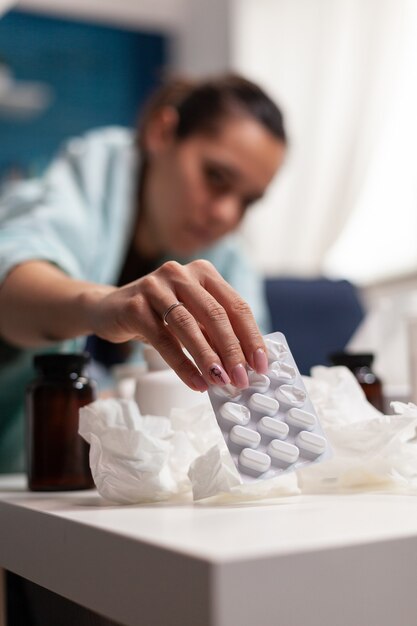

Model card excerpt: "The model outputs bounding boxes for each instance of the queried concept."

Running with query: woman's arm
[0,259,269,392]
[0,261,115,347]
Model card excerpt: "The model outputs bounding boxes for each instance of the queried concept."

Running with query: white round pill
[275,384,306,408]
[265,338,288,361]
[212,383,242,401]
[287,408,316,431]
[247,371,270,393]
[219,402,250,427]
[248,392,279,416]
[258,416,289,440]
[296,431,326,456]
[267,439,299,465]
[239,448,271,474]
[229,425,260,449]
[269,361,296,384]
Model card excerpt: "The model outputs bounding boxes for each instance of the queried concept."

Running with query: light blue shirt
[0,127,270,473]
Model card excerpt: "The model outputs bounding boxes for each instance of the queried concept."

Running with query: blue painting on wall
[0,10,167,180]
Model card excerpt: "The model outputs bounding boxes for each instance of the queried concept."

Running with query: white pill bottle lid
[135,345,205,416]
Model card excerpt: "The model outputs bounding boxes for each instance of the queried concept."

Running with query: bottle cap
[328,351,374,370]
[33,352,90,376]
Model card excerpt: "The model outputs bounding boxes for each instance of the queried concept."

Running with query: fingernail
[209,363,231,385]
[191,374,209,392]
[231,363,249,389]
[253,348,269,374]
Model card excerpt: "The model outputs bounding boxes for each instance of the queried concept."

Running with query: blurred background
[1,0,417,400]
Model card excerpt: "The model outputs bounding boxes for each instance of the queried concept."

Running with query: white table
[1,475,417,626]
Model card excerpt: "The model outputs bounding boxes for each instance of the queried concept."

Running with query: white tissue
[79,399,244,503]
[188,445,241,501]
[188,445,299,503]
[79,400,175,504]
[79,397,300,504]
[298,367,417,494]
[79,367,417,505]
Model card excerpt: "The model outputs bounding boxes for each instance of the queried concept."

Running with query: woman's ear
[142,106,179,158]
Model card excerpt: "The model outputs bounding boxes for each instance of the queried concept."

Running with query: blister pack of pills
[208,331,331,482]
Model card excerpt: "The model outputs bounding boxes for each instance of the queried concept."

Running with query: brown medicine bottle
[329,352,384,412]
[26,353,96,491]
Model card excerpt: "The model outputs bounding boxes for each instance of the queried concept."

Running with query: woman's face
[141,113,285,256]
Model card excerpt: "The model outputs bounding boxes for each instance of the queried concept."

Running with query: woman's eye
[205,167,229,191]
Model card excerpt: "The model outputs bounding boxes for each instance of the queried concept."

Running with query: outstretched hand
[88,259,269,392]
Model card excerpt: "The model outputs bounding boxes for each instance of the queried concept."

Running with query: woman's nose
[207,194,241,227]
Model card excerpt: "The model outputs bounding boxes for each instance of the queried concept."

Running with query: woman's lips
[186,223,214,243]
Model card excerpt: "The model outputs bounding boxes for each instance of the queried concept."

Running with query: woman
[0,74,286,473]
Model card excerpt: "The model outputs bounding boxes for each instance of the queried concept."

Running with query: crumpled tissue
[79,397,298,504]
[297,366,417,494]
[79,366,417,504]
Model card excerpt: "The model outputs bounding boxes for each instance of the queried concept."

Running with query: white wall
[172,0,231,75]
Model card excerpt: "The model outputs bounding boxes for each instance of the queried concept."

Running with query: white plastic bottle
[135,345,206,416]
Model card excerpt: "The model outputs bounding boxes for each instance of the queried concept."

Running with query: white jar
[135,346,205,416]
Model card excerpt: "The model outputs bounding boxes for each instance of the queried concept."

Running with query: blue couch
[264,277,364,375]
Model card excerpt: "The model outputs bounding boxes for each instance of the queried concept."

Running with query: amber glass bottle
[26,353,96,491]
[329,352,384,412]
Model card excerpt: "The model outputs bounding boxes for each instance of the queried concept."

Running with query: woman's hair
[138,74,286,151]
